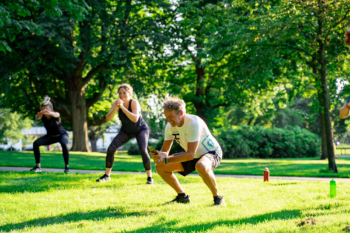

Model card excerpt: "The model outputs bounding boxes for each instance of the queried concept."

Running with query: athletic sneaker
[146,177,153,184]
[96,174,111,182]
[64,168,70,173]
[170,194,191,204]
[214,196,226,206]
[30,166,42,172]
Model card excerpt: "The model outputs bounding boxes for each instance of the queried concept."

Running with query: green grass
[1,151,350,178]
[0,171,350,232]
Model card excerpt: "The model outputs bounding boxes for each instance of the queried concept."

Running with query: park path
[1,166,349,183]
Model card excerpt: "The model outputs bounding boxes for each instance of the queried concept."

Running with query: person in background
[96,84,153,184]
[31,96,70,173]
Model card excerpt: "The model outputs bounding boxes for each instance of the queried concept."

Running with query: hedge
[216,125,321,159]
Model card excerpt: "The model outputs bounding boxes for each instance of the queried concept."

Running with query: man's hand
[151,151,168,165]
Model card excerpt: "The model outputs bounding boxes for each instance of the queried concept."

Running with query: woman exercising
[30,96,70,172]
[340,29,350,119]
[96,84,153,184]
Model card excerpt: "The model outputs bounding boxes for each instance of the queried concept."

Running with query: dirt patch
[77,221,88,228]
[296,217,317,227]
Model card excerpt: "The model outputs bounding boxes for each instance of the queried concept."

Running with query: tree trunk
[193,64,209,124]
[318,94,328,160]
[88,126,104,152]
[66,77,90,152]
[313,56,328,160]
[319,40,337,172]
[90,139,98,152]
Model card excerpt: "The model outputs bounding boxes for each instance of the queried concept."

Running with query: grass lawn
[1,151,350,178]
[0,171,350,232]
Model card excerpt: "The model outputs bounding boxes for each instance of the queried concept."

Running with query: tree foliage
[0,0,174,151]
[0,109,33,144]
[0,0,88,52]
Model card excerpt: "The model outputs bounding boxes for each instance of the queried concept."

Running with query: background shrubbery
[216,125,321,159]
[126,125,321,158]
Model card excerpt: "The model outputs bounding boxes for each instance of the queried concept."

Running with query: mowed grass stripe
[1,151,350,178]
[0,172,350,232]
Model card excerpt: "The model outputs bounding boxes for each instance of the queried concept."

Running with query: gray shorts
[178,151,222,176]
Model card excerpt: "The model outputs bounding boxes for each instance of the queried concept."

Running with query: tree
[158,0,280,127]
[0,109,33,145]
[246,0,350,172]
[0,0,173,151]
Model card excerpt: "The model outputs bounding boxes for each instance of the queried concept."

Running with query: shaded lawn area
[0,171,350,232]
[0,151,350,178]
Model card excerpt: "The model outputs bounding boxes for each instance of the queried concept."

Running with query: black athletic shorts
[178,151,222,176]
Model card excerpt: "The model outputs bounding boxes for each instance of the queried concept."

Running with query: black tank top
[119,99,148,134]
[42,115,67,136]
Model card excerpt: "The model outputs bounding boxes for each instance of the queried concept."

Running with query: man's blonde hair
[162,96,186,114]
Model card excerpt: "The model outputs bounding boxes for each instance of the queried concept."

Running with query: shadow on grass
[0,207,158,232]
[127,206,339,233]
[1,204,344,232]
[0,172,145,194]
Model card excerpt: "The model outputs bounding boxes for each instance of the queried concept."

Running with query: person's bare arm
[339,103,350,119]
[47,111,60,118]
[167,141,199,163]
[35,111,43,120]
[106,101,120,122]
[119,99,140,123]
[152,141,199,164]
[38,109,60,118]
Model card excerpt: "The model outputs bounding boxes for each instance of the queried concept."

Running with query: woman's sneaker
[96,174,111,182]
[30,166,42,172]
[146,177,153,184]
[64,167,70,173]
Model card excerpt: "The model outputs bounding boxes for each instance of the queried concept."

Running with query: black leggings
[33,134,69,165]
[106,128,151,170]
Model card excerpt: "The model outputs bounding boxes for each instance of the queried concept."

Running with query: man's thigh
[156,162,184,173]
[196,155,213,169]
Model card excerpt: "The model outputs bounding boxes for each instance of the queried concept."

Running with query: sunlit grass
[1,151,350,178]
[0,171,349,232]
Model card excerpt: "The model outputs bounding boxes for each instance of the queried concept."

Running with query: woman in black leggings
[96,84,153,184]
[30,96,70,173]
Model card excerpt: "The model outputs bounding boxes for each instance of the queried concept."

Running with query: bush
[216,125,321,159]
[125,142,140,155]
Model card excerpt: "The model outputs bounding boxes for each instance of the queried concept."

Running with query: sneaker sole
[214,201,226,206]
[96,179,111,182]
